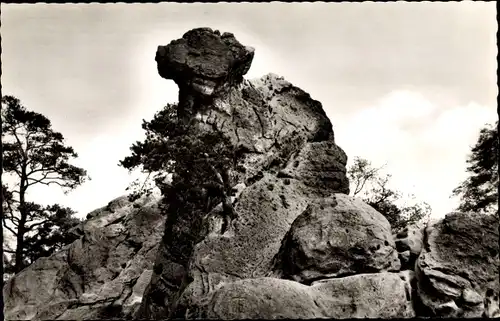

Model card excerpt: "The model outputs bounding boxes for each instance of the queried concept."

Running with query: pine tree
[120,103,239,260]
[452,121,498,215]
[2,95,88,272]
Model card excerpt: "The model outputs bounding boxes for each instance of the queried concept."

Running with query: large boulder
[182,277,350,319]
[3,194,165,320]
[180,273,414,319]
[272,194,400,284]
[311,272,415,318]
[415,212,499,318]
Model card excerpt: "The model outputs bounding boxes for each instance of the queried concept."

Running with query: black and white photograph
[0,2,498,320]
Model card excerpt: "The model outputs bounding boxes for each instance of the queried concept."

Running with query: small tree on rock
[120,103,239,260]
[452,121,498,215]
[348,156,431,232]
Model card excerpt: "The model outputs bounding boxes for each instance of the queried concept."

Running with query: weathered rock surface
[415,212,499,318]
[394,222,425,270]
[183,277,350,319]
[180,272,414,319]
[193,73,339,187]
[279,141,349,195]
[272,194,400,284]
[3,194,164,320]
[311,272,415,318]
[157,28,254,92]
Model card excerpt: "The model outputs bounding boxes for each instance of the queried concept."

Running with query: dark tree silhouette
[452,121,498,215]
[120,103,240,260]
[1,95,88,272]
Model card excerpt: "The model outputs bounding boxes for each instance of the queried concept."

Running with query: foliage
[348,157,431,232]
[22,205,82,266]
[120,103,239,261]
[1,95,88,272]
[3,200,82,273]
[452,121,498,215]
[348,157,383,197]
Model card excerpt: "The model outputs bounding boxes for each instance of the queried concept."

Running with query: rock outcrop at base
[3,194,164,320]
[415,213,499,318]
[4,28,499,320]
[181,273,415,319]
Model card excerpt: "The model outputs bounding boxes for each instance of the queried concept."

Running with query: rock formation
[4,28,498,320]
[3,194,164,320]
[415,213,499,318]
[139,28,353,319]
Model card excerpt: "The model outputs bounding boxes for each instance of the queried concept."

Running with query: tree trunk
[222,195,235,219]
[14,222,26,273]
[14,169,28,273]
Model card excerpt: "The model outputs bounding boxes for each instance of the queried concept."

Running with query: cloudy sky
[1,2,497,220]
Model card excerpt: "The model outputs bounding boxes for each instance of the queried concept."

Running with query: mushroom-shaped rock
[156,27,254,98]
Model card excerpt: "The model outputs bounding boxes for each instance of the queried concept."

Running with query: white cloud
[336,90,496,219]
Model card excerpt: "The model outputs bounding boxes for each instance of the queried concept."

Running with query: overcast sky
[1,2,497,220]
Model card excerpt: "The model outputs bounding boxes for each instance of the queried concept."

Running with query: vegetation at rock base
[1,95,88,273]
[120,103,240,261]
[348,157,431,232]
[452,121,498,215]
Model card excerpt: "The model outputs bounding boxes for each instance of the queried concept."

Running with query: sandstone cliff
[4,28,499,320]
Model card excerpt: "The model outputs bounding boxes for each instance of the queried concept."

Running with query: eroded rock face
[157,28,254,90]
[311,272,415,318]
[193,73,339,187]
[394,222,425,270]
[280,141,349,195]
[415,212,499,318]
[183,277,350,319]
[3,194,164,320]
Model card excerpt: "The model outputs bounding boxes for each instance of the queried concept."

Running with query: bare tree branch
[26,174,68,188]
[25,220,47,232]
[11,126,27,160]
[2,219,18,236]
[26,166,58,177]
[5,212,20,226]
